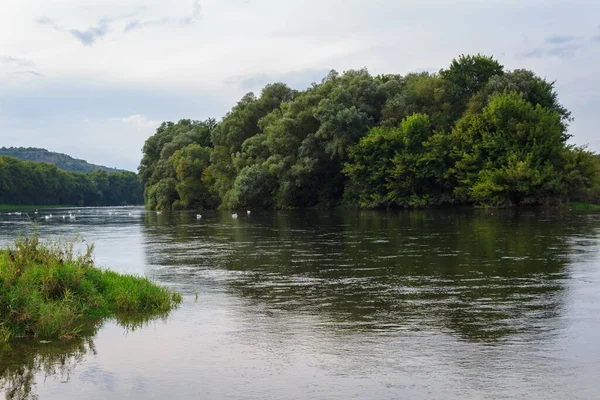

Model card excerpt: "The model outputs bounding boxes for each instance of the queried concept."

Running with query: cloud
[520,33,586,59]
[522,48,545,58]
[110,114,159,131]
[36,15,120,46]
[181,0,201,24]
[0,56,42,79]
[123,0,201,32]
[124,20,141,32]
[35,16,65,32]
[0,55,35,67]
[124,17,170,32]
[70,22,109,46]
[545,35,581,44]
[10,70,44,78]
[521,43,582,59]
[546,44,582,58]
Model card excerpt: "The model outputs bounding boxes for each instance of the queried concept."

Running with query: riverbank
[0,233,181,342]
[570,201,600,211]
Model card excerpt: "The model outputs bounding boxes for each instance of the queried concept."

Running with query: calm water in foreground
[1,207,600,399]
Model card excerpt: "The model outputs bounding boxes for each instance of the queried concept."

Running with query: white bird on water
[34,209,38,215]
[157,211,162,215]
[69,213,75,220]
[247,210,251,215]
[196,214,202,219]
[232,213,238,219]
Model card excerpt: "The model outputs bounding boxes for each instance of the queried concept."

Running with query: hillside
[0,147,125,173]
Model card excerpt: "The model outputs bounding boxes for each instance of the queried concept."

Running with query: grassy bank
[0,233,181,342]
[570,202,600,211]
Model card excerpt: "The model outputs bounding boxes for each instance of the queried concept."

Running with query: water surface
[1,207,599,399]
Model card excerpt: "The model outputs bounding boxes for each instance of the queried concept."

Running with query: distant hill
[0,147,126,173]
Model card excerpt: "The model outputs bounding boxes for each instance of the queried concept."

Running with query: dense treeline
[0,156,143,206]
[139,55,600,210]
[0,147,123,173]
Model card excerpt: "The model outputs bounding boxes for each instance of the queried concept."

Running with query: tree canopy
[139,55,600,210]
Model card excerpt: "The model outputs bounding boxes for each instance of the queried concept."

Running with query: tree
[451,92,575,206]
[440,54,504,99]
[171,144,216,209]
[0,156,142,207]
[140,119,218,210]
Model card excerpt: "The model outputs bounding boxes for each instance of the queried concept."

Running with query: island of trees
[139,55,600,210]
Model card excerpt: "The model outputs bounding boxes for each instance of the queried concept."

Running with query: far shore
[0,204,72,211]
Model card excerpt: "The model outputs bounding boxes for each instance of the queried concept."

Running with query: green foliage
[139,55,598,210]
[569,202,600,211]
[466,69,572,138]
[224,164,277,209]
[380,73,456,131]
[0,232,181,341]
[440,54,504,99]
[139,119,218,210]
[343,126,404,207]
[344,114,439,207]
[172,144,217,209]
[452,92,572,206]
[0,157,142,207]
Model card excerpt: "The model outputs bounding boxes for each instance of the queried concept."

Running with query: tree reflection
[143,209,599,342]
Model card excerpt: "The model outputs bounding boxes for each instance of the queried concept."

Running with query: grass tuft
[0,231,181,341]
[569,201,600,211]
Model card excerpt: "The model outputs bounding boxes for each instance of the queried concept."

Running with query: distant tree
[0,156,142,206]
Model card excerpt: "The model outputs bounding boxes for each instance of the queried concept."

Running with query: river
[1,207,599,399]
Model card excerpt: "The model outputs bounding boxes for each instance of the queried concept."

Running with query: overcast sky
[1,0,599,171]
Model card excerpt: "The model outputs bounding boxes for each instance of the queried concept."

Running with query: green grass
[0,232,181,342]
[569,201,600,211]
[0,205,70,211]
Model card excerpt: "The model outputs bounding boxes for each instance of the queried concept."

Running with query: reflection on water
[144,209,589,342]
[0,337,95,400]
[0,306,174,399]
[1,207,600,399]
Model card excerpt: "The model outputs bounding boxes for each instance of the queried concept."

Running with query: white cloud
[111,114,159,132]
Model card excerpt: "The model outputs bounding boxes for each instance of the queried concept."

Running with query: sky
[1,0,599,171]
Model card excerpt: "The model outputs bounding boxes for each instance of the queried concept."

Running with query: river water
[1,207,599,399]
